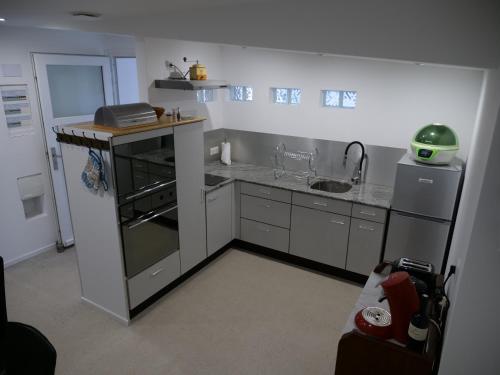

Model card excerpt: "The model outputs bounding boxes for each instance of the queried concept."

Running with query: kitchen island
[58,116,207,324]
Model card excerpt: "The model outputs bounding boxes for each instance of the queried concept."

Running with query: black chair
[0,256,57,375]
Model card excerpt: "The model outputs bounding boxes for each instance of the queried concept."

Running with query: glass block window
[272,87,301,105]
[322,90,357,108]
[197,89,215,103]
[229,85,253,102]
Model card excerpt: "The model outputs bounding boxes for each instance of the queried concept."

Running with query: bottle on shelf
[407,293,430,353]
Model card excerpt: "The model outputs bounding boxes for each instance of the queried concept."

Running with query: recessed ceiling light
[71,11,101,20]
[0,18,6,22]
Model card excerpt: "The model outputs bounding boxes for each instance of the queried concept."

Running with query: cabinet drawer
[292,192,352,216]
[240,182,291,203]
[352,203,387,223]
[241,194,291,228]
[346,218,385,276]
[241,218,289,253]
[127,251,180,309]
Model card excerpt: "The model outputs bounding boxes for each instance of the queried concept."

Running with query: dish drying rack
[273,143,318,184]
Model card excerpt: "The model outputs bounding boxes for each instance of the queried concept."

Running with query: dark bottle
[407,294,430,353]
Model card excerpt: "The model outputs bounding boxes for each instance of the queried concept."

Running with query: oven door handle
[124,180,176,201]
[127,205,178,229]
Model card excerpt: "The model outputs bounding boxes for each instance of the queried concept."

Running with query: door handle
[150,268,164,277]
[329,219,345,225]
[359,210,376,216]
[50,146,61,170]
[313,202,328,207]
[418,178,434,184]
[127,205,178,229]
[359,225,375,231]
[258,188,271,195]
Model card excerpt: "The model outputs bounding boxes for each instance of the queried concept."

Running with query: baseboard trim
[232,240,369,285]
[81,297,130,325]
[4,242,57,268]
[128,241,367,320]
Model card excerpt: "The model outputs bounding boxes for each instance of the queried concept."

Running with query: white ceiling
[1,0,500,68]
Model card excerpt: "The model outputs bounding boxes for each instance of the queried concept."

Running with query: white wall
[220,46,484,159]
[0,26,136,266]
[439,68,500,374]
[136,37,224,132]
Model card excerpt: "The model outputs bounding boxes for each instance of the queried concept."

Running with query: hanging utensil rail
[52,126,110,150]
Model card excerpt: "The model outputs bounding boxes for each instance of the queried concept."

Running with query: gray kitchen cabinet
[346,218,385,276]
[241,218,290,253]
[241,194,291,228]
[351,203,387,224]
[290,205,350,268]
[292,192,352,216]
[206,183,233,256]
[174,122,207,274]
[240,182,291,203]
[127,251,181,309]
[232,181,241,239]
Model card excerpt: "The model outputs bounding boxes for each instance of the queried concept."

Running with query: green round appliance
[410,123,459,165]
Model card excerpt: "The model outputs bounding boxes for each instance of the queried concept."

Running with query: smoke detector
[71,11,101,20]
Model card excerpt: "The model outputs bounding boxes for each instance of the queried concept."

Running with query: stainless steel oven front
[113,129,179,278]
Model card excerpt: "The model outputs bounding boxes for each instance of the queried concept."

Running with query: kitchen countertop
[65,115,206,137]
[205,162,393,209]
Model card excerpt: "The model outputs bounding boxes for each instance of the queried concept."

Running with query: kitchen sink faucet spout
[344,141,365,184]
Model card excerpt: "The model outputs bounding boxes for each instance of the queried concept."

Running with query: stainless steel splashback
[204,128,406,187]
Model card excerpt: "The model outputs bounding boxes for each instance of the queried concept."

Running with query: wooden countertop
[65,115,206,137]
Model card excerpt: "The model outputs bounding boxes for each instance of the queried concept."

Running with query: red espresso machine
[355,271,420,344]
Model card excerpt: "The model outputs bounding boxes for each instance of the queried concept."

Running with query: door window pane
[47,65,105,118]
[116,57,139,104]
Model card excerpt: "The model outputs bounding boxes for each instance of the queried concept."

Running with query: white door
[33,54,114,247]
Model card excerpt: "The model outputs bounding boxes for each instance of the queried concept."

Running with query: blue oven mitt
[81,149,101,190]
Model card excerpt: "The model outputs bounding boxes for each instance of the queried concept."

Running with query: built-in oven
[113,130,179,278]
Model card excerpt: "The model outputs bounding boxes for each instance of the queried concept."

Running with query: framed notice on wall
[0,84,34,137]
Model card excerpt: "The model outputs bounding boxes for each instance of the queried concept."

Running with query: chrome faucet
[343,141,365,184]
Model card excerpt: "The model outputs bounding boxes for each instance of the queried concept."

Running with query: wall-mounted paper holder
[17,173,44,219]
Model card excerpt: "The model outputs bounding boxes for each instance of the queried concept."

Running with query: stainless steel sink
[310,179,352,193]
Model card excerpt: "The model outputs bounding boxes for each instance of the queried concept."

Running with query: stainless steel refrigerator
[384,154,463,273]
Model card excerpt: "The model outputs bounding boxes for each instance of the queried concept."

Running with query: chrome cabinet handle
[359,210,376,216]
[258,226,270,232]
[418,178,434,184]
[207,196,217,202]
[258,189,271,195]
[330,219,345,225]
[127,205,178,229]
[151,268,164,277]
[125,180,176,201]
[259,204,271,208]
[313,202,328,207]
[359,225,374,231]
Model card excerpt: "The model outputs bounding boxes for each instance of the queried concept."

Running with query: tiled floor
[5,247,361,375]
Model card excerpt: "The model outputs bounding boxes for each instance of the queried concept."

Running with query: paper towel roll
[221,142,231,165]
